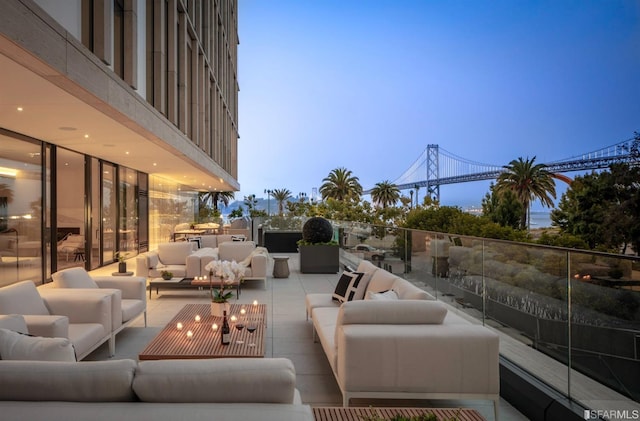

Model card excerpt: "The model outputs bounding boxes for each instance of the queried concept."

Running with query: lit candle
[240,308,246,316]
[195,315,201,322]
[230,315,237,323]
[176,322,183,331]
[253,300,258,306]
[186,330,193,339]
[211,323,218,331]
[203,275,207,280]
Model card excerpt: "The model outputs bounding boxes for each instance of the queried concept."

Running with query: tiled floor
[87,253,529,421]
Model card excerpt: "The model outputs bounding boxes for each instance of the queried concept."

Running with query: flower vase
[211,302,230,318]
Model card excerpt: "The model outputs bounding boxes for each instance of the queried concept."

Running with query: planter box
[299,245,339,274]
[263,230,302,253]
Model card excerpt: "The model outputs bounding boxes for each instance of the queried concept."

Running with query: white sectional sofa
[0,356,313,421]
[0,282,113,360]
[306,260,500,420]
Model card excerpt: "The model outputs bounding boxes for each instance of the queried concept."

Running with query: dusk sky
[236,0,640,211]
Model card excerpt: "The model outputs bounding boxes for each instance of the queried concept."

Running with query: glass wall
[102,162,117,265]
[55,148,85,271]
[118,166,138,258]
[0,133,44,286]
[148,175,197,250]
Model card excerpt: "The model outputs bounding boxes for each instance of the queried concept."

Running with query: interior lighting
[125,151,130,155]
[16,106,23,112]
[0,167,17,177]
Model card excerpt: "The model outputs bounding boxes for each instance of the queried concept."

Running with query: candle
[230,315,237,323]
[240,308,246,316]
[253,300,258,306]
[186,330,193,339]
[211,323,218,331]
[176,322,183,331]
[195,315,201,322]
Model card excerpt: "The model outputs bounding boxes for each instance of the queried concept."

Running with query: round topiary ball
[302,217,333,244]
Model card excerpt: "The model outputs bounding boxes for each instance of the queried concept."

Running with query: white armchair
[0,281,112,360]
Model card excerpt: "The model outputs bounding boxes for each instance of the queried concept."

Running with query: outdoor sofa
[0,349,313,421]
[306,260,500,420]
[0,282,112,360]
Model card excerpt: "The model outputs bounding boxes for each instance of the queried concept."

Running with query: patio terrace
[86,255,528,421]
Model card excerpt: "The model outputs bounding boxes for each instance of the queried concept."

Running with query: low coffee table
[312,407,487,421]
[139,303,266,360]
[148,277,241,299]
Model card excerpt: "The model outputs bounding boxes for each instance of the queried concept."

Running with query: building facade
[0,0,239,286]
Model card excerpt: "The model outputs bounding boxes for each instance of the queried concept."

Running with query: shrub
[302,217,333,244]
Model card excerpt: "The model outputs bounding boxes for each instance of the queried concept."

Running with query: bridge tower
[426,144,440,202]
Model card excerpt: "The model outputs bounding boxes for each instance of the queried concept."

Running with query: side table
[272,256,290,278]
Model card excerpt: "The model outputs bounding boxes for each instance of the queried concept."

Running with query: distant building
[0,0,239,285]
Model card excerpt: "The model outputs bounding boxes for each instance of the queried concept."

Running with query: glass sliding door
[55,148,86,270]
[118,166,138,258]
[102,162,117,264]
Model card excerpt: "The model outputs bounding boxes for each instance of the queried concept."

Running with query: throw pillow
[367,289,399,301]
[332,271,365,303]
[0,328,76,361]
[51,267,99,289]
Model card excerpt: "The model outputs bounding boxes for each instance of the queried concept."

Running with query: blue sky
[236,0,640,211]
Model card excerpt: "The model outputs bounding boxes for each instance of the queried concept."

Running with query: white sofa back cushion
[51,267,99,289]
[0,359,137,401]
[218,241,256,263]
[0,281,50,315]
[0,328,76,361]
[337,300,448,326]
[133,358,296,403]
[158,242,194,265]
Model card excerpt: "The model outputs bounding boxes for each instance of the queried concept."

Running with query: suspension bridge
[365,137,639,201]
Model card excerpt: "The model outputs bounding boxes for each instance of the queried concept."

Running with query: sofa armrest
[22,314,69,338]
[0,314,28,333]
[133,358,297,403]
[94,277,147,301]
[249,254,268,278]
[136,252,159,277]
[39,291,112,333]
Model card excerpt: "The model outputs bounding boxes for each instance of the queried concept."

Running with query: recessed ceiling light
[125,151,129,155]
[17,107,23,112]
[153,163,157,166]
[84,134,89,139]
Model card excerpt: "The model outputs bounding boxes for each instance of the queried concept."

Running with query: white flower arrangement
[203,260,244,303]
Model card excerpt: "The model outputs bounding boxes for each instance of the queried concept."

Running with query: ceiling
[0,51,235,193]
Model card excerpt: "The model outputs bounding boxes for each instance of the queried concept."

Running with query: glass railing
[329,219,640,411]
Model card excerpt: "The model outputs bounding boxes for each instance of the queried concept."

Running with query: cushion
[0,328,76,361]
[332,271,365,303]
[51,267,99,289]
[158,242,193,265]
[188,237,202,248]
[0,281,50,315]
[0,359,137,401]
[133,358,296,403]
[367,289,398,300]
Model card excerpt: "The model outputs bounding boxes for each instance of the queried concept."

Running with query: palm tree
[370,180,400,208]
[495,156,556,230]
[271,188,292,215]
[320,167,362,201]
[198,191,235,211]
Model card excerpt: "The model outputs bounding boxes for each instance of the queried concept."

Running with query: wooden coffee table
[139,303,266,360]
[312,407,487,421]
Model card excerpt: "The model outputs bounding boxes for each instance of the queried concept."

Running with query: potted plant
[161,270,173,280]
[204,260,243,317]
[298,217,339,273]
[116,251,128,273]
